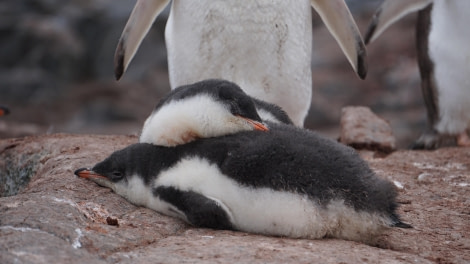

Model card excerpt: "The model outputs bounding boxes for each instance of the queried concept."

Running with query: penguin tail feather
[391,221,413,229]
[390,213,412,228]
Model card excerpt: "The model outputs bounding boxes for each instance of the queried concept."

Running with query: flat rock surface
[1,134,469,263]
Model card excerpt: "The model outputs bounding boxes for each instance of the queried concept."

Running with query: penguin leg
[153,186,234,230]
[411,4,448,150]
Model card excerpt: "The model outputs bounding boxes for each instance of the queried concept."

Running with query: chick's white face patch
[139,94,254,146]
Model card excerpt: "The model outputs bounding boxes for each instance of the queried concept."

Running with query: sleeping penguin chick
[76,123,411,244]
[140,79,292,146]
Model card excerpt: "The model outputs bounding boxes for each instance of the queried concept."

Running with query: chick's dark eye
[112,171,123,178]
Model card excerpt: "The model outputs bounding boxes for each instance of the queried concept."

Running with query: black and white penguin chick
[140,79,293,146]
[0,106,10,116]
[76,123,411,244]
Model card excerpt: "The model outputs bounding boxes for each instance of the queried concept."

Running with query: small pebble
[106,216,119,227]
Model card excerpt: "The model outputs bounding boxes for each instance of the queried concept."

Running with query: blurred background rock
[0,0,423,148]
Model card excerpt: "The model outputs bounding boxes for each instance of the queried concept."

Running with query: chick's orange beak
[237,116,269,131]
[74,168,108,180]
[251,121,269,131]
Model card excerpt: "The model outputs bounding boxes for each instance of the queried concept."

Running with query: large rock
[1,134,469,263]
[340,106,396,153]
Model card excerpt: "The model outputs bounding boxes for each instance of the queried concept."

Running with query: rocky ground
[1,134,469,263]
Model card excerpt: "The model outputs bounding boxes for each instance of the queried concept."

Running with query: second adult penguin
[365,0,470,149]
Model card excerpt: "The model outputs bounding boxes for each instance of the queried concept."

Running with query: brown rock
[1,134,469,263]
[340,106,396,153]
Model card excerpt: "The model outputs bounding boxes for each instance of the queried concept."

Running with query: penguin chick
[0,106,10,116]
[140,79,292,146]
[76,124,411,244]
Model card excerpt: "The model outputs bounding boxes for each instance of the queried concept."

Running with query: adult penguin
[114,0,368,126]
[365,0,470,149]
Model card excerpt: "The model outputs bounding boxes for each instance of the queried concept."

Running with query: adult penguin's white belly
[428,0,470,137]
[166,1,312,125]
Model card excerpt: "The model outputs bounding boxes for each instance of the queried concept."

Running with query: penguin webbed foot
[154,186,233,230]
[410,129,457,150]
